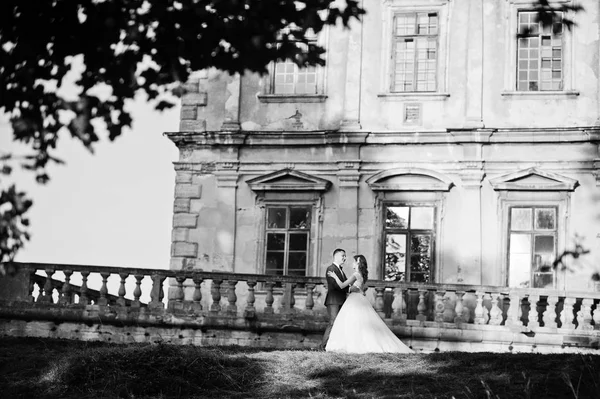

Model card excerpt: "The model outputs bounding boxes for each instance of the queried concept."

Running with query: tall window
[517,11,563,91]
[383,205,435,282]
[508,206,557,288]
[272,42,319,95]
[391,12,438,92]
[265,206,311,276]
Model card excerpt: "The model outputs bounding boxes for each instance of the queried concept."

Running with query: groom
[320,248,349,350]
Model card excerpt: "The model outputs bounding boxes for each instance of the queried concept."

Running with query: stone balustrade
[1,262,600,352]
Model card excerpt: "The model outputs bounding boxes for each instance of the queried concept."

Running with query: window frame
[382,202,437,283]
[507,205,559,288]
[259,29,328,103]
[515,10,564,92]
[503,0,576,95]
[390,12,440,93]
[379,1,450,99]
[264,205,312,277]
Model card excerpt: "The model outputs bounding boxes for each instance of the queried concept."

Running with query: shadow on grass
[2,338,600,399]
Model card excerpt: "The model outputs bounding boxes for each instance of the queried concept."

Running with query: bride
[325,254,413,354]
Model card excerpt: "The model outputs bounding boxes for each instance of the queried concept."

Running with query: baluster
[506,293,523,327]
[264,282,275,314]
[149,273,166,310]
[290,284,296,309]
[168,275,186,311]
[392,287,407,320]
[454,291,465,324]
[227,280,238,313]
[79,271,90,306]
[489,293,503,325]
[34,281,44,303]
[305,283,315,310]
[245,281,257,314]
[561,297,576,330]
[593,300,600,330]
[577,298,594,331]
[132,274,143,308]
[117,272,129,307]
[59,270,73,305]
[434,290,445,323]
[210,279,223,312]
[474,291,487,325]
[528,294,539,329]
[175,276,186,302]
[543,296,558,328]
[28,270,36,302]
[98,272,110,306]
[416,289,428,322]
[39,268,55,303]
[192,276,203,310]
[374,287,385,318]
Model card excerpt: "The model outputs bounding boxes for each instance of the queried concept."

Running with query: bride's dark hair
[354,255,368,283]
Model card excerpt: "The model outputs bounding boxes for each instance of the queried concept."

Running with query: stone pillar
[170,162,201,270]
[221,73,241,132]
[336,161,361,255]
[179,73,208,132]
[340,17,363,131]
[464,0,484,128]
[456,147,485,284]
[213,162,239,272]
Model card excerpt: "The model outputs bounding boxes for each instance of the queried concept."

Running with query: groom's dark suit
[321,263,350,349]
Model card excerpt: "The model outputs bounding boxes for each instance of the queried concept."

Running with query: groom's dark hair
[333,248,345,257]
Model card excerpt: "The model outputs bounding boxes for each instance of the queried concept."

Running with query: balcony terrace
[1,262,600,353]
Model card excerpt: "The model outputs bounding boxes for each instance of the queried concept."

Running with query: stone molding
[489,167,579,191]
[366,168,455,191]
[246,169,332,192]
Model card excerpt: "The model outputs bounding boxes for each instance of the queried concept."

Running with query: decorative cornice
[246,169,332,192]
[489,167,579,191]
[366,168,454,192]
[164,127,600,149]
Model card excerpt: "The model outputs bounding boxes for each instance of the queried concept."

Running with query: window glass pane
[510,233,531,254]
[410,273,429,283]
[265,252,284,275]
[266,233,285,250]
[289,233,308,251]
[287,252,307,276]
[535,208,556,230]
[509,233,531,287]
[534,235,554,270]
[386,207,409,229]
[411,207,434,229]
[384,234,406,281]
[410,235,431,280]
[290,207,311,229]
[533,272,553,289]
[267,208,287,228]
[511,208,532,231]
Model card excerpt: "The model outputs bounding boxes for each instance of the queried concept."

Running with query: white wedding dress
[325,272,413,353]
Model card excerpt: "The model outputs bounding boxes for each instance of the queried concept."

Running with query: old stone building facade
[166,0,600,296]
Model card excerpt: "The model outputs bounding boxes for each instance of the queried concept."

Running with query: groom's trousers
[321,304,342,349]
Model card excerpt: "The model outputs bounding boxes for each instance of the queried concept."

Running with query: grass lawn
[1,337,600,398]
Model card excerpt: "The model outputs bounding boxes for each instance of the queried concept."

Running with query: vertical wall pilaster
[340,18,363,131]
[336,162,361,255]
[213,163,239,272]
[464,0,484,128]
[221,73,241,132]
[457,145,485,284]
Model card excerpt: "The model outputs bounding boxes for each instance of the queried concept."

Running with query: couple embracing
[320,248,413,354]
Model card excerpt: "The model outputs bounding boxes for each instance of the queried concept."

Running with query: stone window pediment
[246,169,332,192]
[366,168,454,191]
[490,168,578,191]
